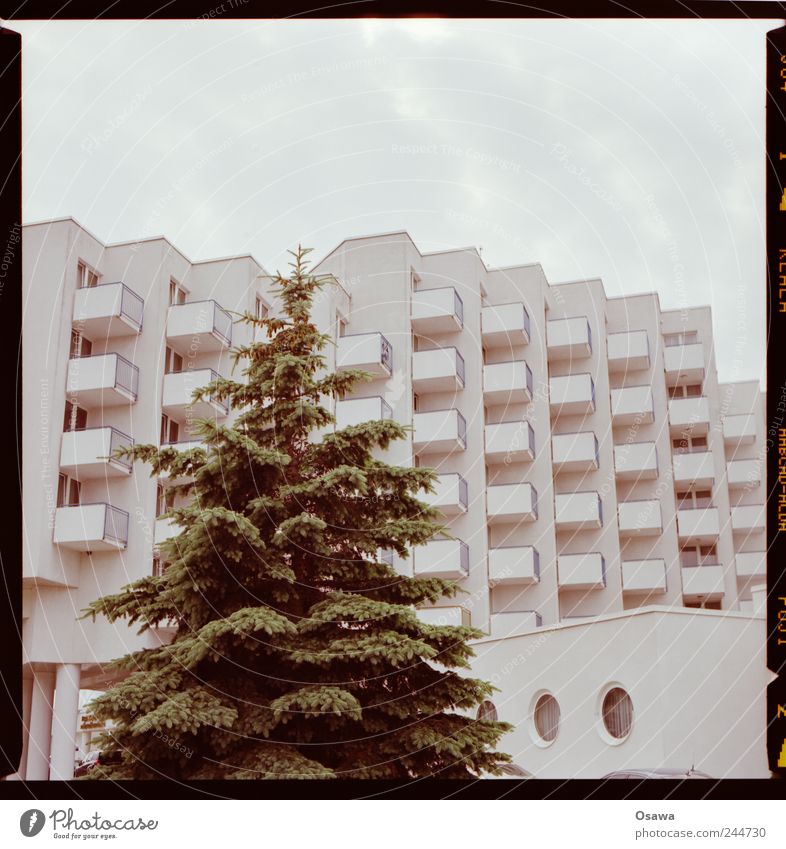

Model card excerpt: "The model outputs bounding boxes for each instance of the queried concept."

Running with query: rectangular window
[169,278,187,306]
[160,415,180,444]
[255,296,269,321]
[672,435,708,454]
[156,482,175,517]
[63,401,88,432]
[57,474,81,507]
[152,556,169,578]
[70,331,93,358]
[77,261,99,288]
[164,346,184,374]
[669,383,703,400]
[664,331,699,347]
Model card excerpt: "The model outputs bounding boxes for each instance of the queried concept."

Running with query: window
[70,331,92,358]
[477,701,498,722]
[668,383,702,399]
[533,694,560,743]
[664,331,698,347]
[56,474,81,507]
[77,261,99,288]
[676,489,712,509]
[680,543,718,567]
[672,435,707,454]
[164,346,184,374]
[156,482,175,517]
[255,296,269,321]
[63,401,88,432]
[685,600,721,610]
[152,556,169,578]
[411,271,421,290]
[169,278,187,306]
[336,313,347,338]
[160,414,180,445]
[413,394,420,413]
[601,687,633,740]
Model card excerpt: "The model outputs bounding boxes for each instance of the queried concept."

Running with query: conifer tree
[83,248,512,779]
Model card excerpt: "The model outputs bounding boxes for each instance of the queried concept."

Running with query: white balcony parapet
[552,431,599,473]
[617,500,662,537]
[154,516,180,547]
[416,606,470,628]
[73,281,144,337]
[621,559,667,594]
[66,353,139,406]
[664,342,705,385]
[677,507,720,542]
[336,332,393,378]
[487,482,537,525]
[610,385,654,425]
[483,361,533,404]
[411,287,464,333]
[481,302,530,347]
[723,414,756,446]
[412,347,465,392]
[419,473,468,516]
[166,300,232,354]
[546,316,592,360]
[681,565,725,601]
[668,396,710,435]
[672,451,715,488]
[554,491,603,530]
[412,409,467,455]
[557,552,606,590]
[378,549,412,577]
[413,539,469,581]
[727,459,761,489]
[731,504,765,534]
[489,610,542,638]
[162,369,229,419]
[488,546,540,586]
[54,503,130,551]
[60,427,134,479]
[484,420,535,463]
[335,395,392,428]
[606,330,650,372]
[735,551,766,578]
[549,373,596,416]
[613,442,658,480]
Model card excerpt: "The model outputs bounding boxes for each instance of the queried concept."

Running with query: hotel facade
[18,220,770,781]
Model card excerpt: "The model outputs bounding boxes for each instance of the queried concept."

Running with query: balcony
[481,302,530,347]
[681,565,725,601]
[484,420,535,464]
[613,442,658,480]
[411,287,464,333]
[154,516,179,546]
[336,332,393,378]
[552,431,599,473]
[554,491,603,531]
[606,330,650,372]
[617,500,662,537]
[735,551,766,578]
[546,316,592,360]
[166,300,232,354]
[416,606,470,628]
[549,374,596,417]
[66,354,139,406]
[731,504,765,534]
[557,552,606,590]
[335,396,392,428]
[488,546,540,586]
[621,559,668,594]
[727,458,761,489]
[672,451,715,488]
[72,281,144,337]
[487,482,537,525]
[413,539,469,581]
[412,409,467,455]
[677,507,720,543]
[162,369,229,419]
[664,343,705,385]
[610,385,654,425]
[420,473,468,516]
[489,611,542,638]
[158,439,206,483]
[668,396,710,435]
[53,503,129,551]
[412,347,465,392]
[483,361,533,404]
[723,414,756,446]
[60,427,133,479]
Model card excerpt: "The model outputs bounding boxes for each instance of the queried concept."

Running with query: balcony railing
[335,395,393,428]
[162,368,229,418]
[73,281,144,336]
[726,458,761,489]
[554,491,603,530]
[681,564,725,601]
[53,503,130,551]
[610,385,654,425]
[416,606,471,628]
[482,361,533,404]
[60,426,134,479]
[617,499,662,536]
[166,300,233,354]
[413,538,469,581]
[546,316,592,360]
[731,504,765,534]
[735,551,766,578]
[412,409,467,455]
[606,330,650,372]
[552,431,599,473]
[549,373,596,417]
[419,472,469,515]
[66,353,139,406]
[668,396,710,435]
[411,287,464,333]
[481,302,530,347]
[489,610,542,638]
[336,332,393,378]
[664,343,705,385]
[488,546,540,586]
[621,559,667,594]
[672,451,715,488]
[676,507,720,542]
[486,482,537,524]
[412,347,465,392]
[484,420,535,464]
[557,552,606,590]
[722,414,756,446]
[613,441,658,480]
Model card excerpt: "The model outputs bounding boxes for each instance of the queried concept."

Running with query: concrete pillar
[25,668,55,781]
[49,664,81,781]
[17,674,34,780]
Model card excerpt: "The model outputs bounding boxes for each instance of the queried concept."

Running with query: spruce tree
[83,248,512,779]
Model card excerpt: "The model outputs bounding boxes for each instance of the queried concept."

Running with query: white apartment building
[18,221,769,781]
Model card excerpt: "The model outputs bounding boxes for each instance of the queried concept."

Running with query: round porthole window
[533,693,560,743]
[601,686,633,741]
[476,700,498,722]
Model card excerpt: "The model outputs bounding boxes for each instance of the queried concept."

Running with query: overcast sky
[12,18,777,384]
